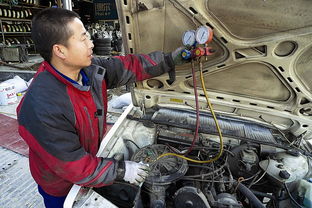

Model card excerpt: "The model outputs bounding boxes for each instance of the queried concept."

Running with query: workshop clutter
[0,46,29,62]
[87,22,123,56]
[0,75,28,105]
[0,82,17,105]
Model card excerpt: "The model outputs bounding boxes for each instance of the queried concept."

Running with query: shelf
[0,17,31,22]
[81,0,93,3]
[0,43,34,47]
[0,2,48,9]
[2,32,31,34]
[19,3,48,8]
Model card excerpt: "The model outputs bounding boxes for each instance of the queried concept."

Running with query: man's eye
[86,32,91,40]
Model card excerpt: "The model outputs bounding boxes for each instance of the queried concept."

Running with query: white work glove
[123,161,150,186]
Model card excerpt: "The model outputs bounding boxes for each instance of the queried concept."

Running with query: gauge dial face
[182,30,196,46]
[195,26,213,44]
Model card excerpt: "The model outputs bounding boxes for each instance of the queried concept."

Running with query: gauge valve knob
[194,47,205,57]
[181,49,192,60]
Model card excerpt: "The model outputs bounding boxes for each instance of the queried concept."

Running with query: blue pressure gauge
[182,30,196,46]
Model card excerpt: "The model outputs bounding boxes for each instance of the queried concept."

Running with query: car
[64,0,312,207]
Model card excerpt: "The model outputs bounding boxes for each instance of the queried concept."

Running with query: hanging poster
[94,0,118,20]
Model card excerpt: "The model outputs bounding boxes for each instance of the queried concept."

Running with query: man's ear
[52,44,66,60]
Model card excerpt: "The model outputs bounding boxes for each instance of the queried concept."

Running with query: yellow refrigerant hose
[157,60,224,164]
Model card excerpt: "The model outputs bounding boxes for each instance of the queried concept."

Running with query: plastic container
[0,82,17,105]
[297,179,312,208]
[2,75,28,93]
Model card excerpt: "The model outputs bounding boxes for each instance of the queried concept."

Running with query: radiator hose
[237,183,265,208]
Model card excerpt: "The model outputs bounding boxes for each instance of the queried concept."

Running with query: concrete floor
[0,56,45,207]
[0,87,126,208]
[0,56,128,207]
[0,98,45,208]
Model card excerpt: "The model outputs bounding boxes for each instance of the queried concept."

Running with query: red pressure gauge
[195,26,213,44]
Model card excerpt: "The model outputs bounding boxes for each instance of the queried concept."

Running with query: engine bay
[92,106,312,208]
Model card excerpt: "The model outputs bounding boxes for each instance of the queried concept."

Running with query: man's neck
[50,60,81,81]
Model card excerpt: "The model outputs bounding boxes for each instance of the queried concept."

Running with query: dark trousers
[38,185,67,208]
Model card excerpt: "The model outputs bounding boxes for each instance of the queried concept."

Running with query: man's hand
[171,46,190,66]
[123,161,150,186]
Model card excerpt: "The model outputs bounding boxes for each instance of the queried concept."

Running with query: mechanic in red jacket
[17,8,183,208]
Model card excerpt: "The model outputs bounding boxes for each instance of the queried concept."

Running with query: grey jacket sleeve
[92,51,175,89]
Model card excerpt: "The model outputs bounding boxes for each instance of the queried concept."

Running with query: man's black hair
[31,8,80,62]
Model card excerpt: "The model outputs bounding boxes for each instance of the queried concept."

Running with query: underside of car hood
[116,0,312,141]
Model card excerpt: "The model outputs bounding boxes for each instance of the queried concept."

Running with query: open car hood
[116,0,312,141]
[64,2,312,206]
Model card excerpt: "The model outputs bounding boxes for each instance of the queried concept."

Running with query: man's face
[62,18,94,69]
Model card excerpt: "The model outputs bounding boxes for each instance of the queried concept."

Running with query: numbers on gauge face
[182,30,196,46]
[195,26,211,44]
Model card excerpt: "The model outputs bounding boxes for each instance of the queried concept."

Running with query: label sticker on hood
[170,98,184,103]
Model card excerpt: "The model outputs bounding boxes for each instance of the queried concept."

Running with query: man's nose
[89,39,94,49]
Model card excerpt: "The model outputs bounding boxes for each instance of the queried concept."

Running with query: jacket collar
[36,61,91,92]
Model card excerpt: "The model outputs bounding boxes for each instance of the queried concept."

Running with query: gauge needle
[201,32,205,40]
[187,35,191,42]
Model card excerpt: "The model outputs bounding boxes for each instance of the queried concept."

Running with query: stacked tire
[116,38,123,52]
[94,38,111,56]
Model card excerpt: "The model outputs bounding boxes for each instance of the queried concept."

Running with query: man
[17,8,183,208]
